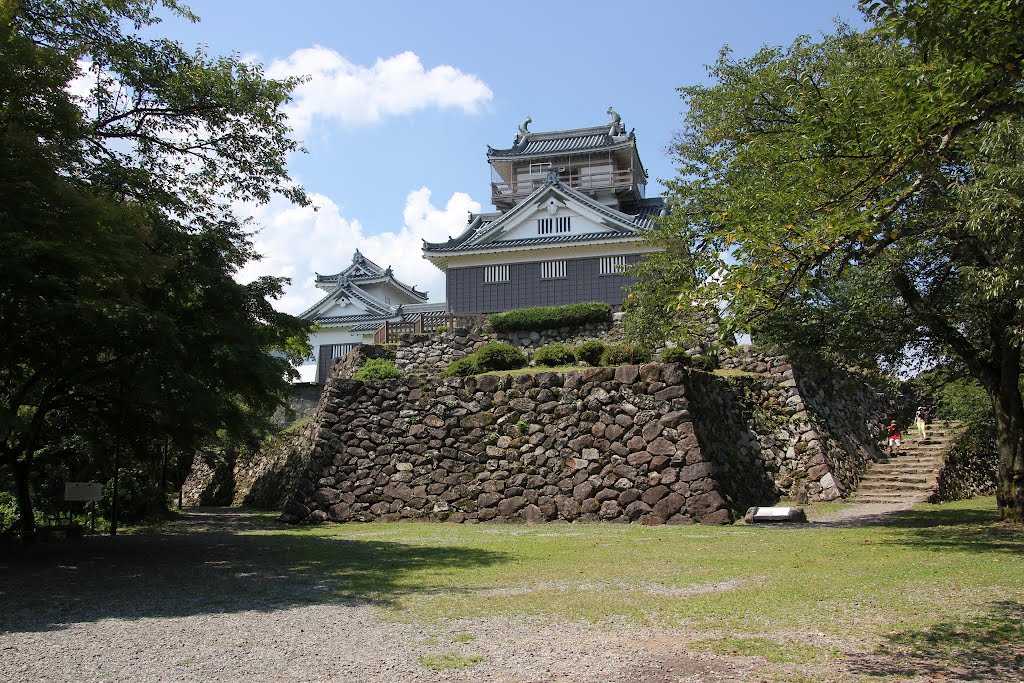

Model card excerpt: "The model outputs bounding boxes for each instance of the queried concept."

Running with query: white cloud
[266,48,493,134]
[236,188,481,314]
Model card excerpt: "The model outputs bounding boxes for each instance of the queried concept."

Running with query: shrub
[532,342,576,367]
[474,342,528,372]
[660,346,693,365]
[516,420,529,434]
[574,339,606,366]
[440,355,478,378]
[101,469,167,524]
[487,302,612,332]
[690,355,720,372]
[353,358,402,381]
[0,491,18,532]
[600,343,652,366]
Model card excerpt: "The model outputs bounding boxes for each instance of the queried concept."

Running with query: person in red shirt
[887,421,901,455]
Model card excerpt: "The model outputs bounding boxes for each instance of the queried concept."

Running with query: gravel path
[804,500,919,527]
[0,509,750,683]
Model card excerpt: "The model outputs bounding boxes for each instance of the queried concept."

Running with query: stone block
[641,485,670,505]
[572,481,594,501]
[647,437,676,457]
[308,510,328,523]
[520,504,547,523]
[618,488,642,506]
[652,492,685,519]
[555,494,580,520]
[626,435,648,452]
[649,455,671,472]
[641,421,663,442]
[599,500,622,520]
[654,386,686,402]
[680,461,713,482]
[624,500,652,520]
[314,488,342,506]
[497,496,526,516]
[627,452,652,467]
[614,365,640,384]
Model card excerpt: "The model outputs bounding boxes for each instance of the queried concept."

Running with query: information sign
[65,482,103,502]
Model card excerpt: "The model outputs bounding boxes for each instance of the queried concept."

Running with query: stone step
[876,465,943,472]
[848,494,928,504]
[856,481,937,491]
[860,474,932,484]
[872,456,942,466]
[849,420,961,503]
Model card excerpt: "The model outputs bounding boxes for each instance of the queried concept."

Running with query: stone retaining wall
[282,364,745,525]
[718,348,901,500]
[280,350,902,525]
[931,424,998,502]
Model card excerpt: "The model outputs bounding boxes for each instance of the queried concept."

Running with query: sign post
[65,482,103,531]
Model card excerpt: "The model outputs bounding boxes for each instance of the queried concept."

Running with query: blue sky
[153,1,866,313]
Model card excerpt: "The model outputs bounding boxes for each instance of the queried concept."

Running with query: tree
[1,0,311,537]
[643,0,1024,521]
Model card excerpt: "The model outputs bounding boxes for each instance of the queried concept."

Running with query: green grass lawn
[249,498,1021,649]
[106,497,1023,680]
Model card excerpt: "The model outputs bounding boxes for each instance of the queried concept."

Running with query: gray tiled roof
[316,313,388,325]
[315,260,427,300]
[423,230,643,253]
[422,182,665,254]
[487,125,633,159]
[347,307,447,332]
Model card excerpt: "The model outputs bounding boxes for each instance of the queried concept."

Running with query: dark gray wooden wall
[445,254,644,314]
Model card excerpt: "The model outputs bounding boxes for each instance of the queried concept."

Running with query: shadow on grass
[0,508,508,634]
[849,600,1024,680]
[880,504,1023,556]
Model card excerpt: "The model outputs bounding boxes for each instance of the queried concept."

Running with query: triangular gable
[462,182,641,248]
[299,280,391,322]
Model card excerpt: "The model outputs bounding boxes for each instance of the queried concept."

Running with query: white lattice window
[331,343,357,359]
[599,255,627,275]
[556,216,571,232]
[537,218,553,235]
[529,162,551,177]
[540,260,566,279]
[484,264,509,283]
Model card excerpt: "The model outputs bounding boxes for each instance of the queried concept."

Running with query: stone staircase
[847,420,961,504]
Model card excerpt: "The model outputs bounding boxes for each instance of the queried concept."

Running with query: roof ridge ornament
[607,106,622,136]
[515,115,532,144]
[544,169,559,186]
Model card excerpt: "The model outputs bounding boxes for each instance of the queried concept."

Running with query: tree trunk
[13,453,35,538]
[991,352,1024,524]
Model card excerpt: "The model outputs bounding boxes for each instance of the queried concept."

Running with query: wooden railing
[491,169,637,203]
[372,313,485,345]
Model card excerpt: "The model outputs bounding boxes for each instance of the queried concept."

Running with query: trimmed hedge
[353,358,402,381]
[600,343,652,366]
[533,342,576,367]
[487,302,612,332]
[574,339,606,366]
